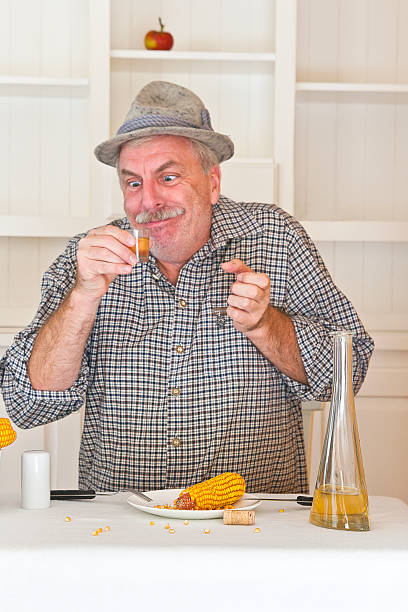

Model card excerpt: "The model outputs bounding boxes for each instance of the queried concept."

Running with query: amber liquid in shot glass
[129,228,149,263]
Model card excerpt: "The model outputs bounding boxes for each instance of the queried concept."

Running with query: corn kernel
[98,528,103,533]
[254,527,261,533]
[203,528,210,534]
[169,528,175,534]
[149,521,155,526]
[92,531,99,536]
[64,516,72,522]
[184,520,189,526]
[279,509,285,513]
[164,523,170,529]
[105,526,110,531]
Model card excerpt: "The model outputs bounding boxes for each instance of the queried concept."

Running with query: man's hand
[221,259,271,334]
[221,258,308,385]
[76,225,136,300]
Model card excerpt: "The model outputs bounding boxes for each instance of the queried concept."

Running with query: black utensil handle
[50,489,96,500]
[296,495,313,507]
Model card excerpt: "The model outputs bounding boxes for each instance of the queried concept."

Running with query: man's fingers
[79,232,135,265]
[235,272,270,290]
[86,246,136,265]
[89,224,135,247]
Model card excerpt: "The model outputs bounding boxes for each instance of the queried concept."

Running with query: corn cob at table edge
[0,418,17,449]
[174,472,245,510]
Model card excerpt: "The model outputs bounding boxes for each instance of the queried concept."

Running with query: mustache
[134,207,185,224]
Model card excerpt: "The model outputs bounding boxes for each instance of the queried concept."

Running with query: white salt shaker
[21,450,51,509]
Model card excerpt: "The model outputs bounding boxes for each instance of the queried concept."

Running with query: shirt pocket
[197,305,278,385]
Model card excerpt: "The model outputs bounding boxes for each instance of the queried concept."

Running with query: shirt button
[178,299,187,308]
[175,345,185,354]
[171,387,180,396]
[171,437,181,448]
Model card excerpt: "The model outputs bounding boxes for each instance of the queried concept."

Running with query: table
[1,493,407,611]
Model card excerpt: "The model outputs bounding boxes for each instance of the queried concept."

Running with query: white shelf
[110,49,276,62]
[296,82,408,93]
[302,220,408,242]
[0,76,88,87]
[0,215,105,238]
[0,75,89,87]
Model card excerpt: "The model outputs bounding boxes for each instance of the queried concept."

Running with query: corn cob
[0,418,16,449]
[174,472,245,510]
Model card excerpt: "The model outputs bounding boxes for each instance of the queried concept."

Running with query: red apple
[144,18,174,51]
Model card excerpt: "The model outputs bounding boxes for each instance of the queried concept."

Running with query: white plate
[127,489,262,520]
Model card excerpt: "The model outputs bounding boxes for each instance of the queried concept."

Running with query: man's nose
[141,180,162,209]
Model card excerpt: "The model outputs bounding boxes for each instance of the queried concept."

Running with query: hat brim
[94,126,234,167]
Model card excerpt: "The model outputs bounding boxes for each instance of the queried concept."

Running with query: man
[0,81,374,494]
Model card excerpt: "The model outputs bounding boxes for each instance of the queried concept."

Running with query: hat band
[117,109,213,136]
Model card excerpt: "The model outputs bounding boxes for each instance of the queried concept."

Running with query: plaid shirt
[0,197,374,493]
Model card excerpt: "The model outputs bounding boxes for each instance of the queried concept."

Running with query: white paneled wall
[297,0,407,83]
[295,0,408,334]
[316,242,408,331]
[0,0,89,216]
[295,95,408,221]
[0,0,92,325]
[0,237,68,327]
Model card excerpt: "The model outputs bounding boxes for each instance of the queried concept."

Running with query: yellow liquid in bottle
[310,484,370,531]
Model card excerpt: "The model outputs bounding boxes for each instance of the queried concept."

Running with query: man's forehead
[121,134,194,156]
[118,135,198,171]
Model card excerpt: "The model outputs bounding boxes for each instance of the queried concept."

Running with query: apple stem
[158,17,165,32]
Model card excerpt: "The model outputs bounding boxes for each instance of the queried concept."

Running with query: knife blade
[245,495,313,507]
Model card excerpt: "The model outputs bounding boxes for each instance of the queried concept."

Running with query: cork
[223,509,255,525]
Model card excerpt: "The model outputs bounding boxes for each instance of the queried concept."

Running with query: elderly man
[0,81,373,494]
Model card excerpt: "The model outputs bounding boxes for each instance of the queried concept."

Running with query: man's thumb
[221,258,252,276]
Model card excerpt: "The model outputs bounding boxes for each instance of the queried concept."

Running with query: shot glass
[126,227,150,263]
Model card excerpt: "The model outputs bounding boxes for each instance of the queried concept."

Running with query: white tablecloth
[1,492,407,611]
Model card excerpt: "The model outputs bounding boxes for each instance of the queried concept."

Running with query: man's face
[118,135,221,266]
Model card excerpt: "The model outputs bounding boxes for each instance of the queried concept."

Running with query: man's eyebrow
[120,161,183,178]
[120,168,141,177]
[155,160,183,173]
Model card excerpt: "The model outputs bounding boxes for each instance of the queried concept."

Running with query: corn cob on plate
[127,488,262,519]
[127,473,261,519]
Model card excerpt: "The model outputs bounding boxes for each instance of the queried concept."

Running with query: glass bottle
[309,330,370,531]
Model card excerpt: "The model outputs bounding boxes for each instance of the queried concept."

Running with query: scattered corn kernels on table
[0,418,16,449]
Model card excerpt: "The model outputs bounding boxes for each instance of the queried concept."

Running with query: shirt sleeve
[0,234,90,429]
[279,219,374,402]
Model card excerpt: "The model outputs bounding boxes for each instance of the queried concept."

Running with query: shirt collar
[211,195,262,246]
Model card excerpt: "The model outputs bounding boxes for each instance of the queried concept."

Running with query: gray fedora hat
[94,80,234,167]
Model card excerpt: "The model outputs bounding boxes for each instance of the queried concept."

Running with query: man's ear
[209,165,221,205]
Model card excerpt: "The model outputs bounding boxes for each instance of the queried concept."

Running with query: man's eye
[129,180,141,188]
[163,175,177,183]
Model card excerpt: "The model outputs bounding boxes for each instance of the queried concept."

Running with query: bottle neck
[332,332,354,404]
